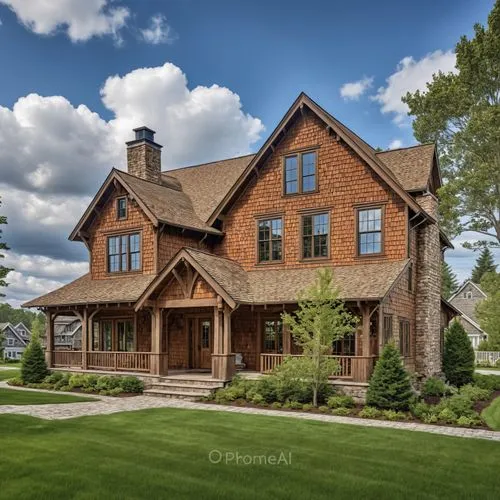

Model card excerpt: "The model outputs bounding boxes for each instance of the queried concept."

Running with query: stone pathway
[0,382,499,441]
[476,369,500,376]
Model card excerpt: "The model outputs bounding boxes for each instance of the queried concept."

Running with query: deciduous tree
[282,269,358,406]
[403,1,500,248]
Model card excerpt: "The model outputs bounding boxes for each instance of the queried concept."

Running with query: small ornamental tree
[366,342,413,411]
[443,320,475,387]
[21,332,49,384]
[282,269,358,406]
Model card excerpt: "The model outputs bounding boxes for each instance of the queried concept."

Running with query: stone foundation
[330,380,368,403]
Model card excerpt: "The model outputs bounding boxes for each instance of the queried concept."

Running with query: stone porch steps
[144,376,225,401]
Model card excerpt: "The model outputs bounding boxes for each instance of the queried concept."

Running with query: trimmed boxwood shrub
[443,320,475,387]
[366,343,413,411]
[327,395,355,409]
[422,377,449,397]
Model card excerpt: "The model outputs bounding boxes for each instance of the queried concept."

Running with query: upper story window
[399,319,410,357]
[382,314,393,346]
[284,151,317,195]
[116,197,127,220]
[107,233,141,273]
[464,291,473,299]
[357,207,383,255]
[258,218,282,263]
[302,212,329,259]
[7,338,14,346]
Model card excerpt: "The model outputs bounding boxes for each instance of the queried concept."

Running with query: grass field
[0,369,20,381]
[0,388,95,405]
[482,397,500,430]
[0,408,499,499]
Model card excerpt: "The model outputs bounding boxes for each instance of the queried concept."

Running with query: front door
[197,318,212,370]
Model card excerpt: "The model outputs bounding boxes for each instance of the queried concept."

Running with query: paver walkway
[1,382,499,441]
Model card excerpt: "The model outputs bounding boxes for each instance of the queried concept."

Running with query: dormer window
[283,150,317,195]
[117,197,127,220]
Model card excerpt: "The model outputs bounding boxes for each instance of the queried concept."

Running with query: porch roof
[22,273,156,308]
[138,247,410,307]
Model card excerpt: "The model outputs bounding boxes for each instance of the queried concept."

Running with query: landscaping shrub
[54,373,70,390]
[474,374,500,391]
[443,320,475,387]
[359,406,381,419]
[410,401,432,420]
[302,403,313,411]
[331,407,351,416]
[271,402,282,409]
[45,372,63,385]
[119,376,144,393]
[68,374,87,389]
[438,394,476,418]
[7,377,24,386]
[20,334,49,384]
[366,343,413,411]
[318,406,329,413]
[459,384,491,402]
[422,377,449,398]
[327,395,355,409]
[437,408,458,424]
[382,410,407,421]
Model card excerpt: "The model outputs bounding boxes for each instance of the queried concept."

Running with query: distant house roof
[0,322,29,346]
[449,280,487,302]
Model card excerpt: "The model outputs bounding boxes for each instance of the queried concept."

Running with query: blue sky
[0,0,497,307]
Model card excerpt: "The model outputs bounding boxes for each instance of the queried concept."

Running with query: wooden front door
[190,317,212,369]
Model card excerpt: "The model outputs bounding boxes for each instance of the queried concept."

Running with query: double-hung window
[382,314,393,345]
[357,207,383,255]
[302,212,329,259]
[107,233,141,273]
[258,218,282,263]
[284,151,317,194]
[116,197,127,220]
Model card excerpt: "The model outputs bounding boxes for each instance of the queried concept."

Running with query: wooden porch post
[81,308,88,369]
[150,307,162,376]
[45,311,54,367]
[211,297,235,381]
[362,304,372,357]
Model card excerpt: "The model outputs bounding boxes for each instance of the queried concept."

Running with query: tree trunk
[313,387,318,407]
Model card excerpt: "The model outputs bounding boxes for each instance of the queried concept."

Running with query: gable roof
[136,247,410,309]
[22,273,156,308]
[449,280,487,302]
[69,169,221,242]
[376,143,437,192]
[165,154,255,223]
[459,311,486,334]
[207,92,427,225]
[0,322,29,346]
[14,322,31,335]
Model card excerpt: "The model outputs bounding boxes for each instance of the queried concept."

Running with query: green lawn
[0,388,95,405]
[0,368,20,381]
[482,397,500,430]
[0,409,499,499]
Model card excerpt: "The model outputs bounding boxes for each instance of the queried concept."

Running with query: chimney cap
[126,126,162,149]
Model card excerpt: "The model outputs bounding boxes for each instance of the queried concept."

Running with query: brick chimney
[126,127,162,183]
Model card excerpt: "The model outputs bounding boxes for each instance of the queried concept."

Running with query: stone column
[415,193,442,378]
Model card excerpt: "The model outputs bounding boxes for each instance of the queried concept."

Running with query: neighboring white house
[0,322,31,360]
[449,280,488,349]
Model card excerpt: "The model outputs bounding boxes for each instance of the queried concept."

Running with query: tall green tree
[403,1,500,249]
[442,261,459,299]
[282,269,358,406]
[471,248,497,284]
[443,320,475,387]
[476,271,500,350]
[0,197,13,297]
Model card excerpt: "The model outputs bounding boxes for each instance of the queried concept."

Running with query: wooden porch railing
[53,350,82,368]
[86,352,152,372]
[259,354,377,383]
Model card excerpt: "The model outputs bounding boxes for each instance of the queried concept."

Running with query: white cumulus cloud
[372,50,457,124]
[0,61,264,307]
[140,13,173,45]
[0,0,130,43]
[388,139,403,150]
[340,76,374,101]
